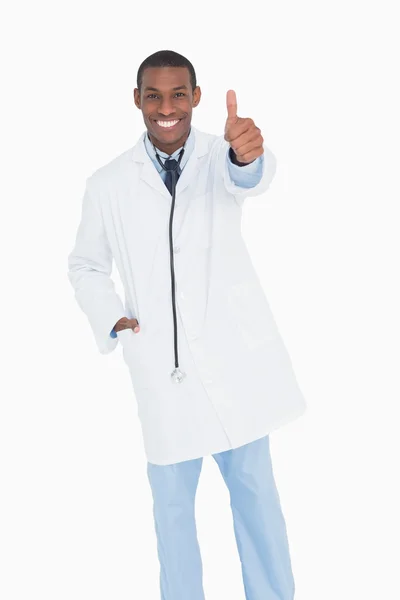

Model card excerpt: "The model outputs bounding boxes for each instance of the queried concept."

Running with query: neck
[148,129,190,155]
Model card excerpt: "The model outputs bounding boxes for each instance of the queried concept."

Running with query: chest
[103,165,242,263]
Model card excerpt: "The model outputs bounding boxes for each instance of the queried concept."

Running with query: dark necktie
[164,158,181,195]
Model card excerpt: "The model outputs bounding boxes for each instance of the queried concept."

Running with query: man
[67,49,307,600]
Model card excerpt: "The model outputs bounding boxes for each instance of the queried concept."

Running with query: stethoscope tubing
[153,145,186,376]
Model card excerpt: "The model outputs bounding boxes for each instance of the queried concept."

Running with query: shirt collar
[144,126,194,162]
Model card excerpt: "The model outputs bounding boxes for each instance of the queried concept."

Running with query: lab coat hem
[145,401,307,466]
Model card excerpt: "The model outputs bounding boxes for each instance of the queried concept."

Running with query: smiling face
[134,66,201,154]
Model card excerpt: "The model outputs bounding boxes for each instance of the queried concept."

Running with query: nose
[159,98,175,116]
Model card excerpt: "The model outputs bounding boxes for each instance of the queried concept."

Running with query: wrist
[229,146,255,167]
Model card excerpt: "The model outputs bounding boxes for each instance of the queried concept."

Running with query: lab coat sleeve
[67,177,126,355]
[218,136,277,207]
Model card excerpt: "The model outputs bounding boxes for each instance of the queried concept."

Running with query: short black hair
[137,50,197,93]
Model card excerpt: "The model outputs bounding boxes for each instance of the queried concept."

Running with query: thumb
[226,89,238,125]
[128,318,140,333]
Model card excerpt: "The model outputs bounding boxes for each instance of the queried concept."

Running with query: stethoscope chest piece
[171,367,186,384]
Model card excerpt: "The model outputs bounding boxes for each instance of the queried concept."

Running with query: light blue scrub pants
[146,435,295,600]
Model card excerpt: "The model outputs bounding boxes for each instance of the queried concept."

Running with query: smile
[155,119,182,130]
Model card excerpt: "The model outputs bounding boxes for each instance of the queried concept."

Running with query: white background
[1,1,399,599]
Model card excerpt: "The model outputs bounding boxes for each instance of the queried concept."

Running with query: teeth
[156,120,179,128]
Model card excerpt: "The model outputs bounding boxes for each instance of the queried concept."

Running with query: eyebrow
[144,85,188,92]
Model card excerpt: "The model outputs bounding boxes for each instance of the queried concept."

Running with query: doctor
[68,50,306,600]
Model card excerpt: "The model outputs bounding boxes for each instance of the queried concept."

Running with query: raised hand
[224,89,264,164]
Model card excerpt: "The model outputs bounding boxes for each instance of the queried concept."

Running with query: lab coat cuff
[90,302,127,354]
[221,139,277,206]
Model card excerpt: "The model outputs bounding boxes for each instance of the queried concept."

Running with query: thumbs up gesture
[224,90,264,164]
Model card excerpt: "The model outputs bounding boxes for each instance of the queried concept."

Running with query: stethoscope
[152,138,187,384]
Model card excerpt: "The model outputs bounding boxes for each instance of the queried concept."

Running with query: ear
[133,88,141,109]
[192,86,201,108]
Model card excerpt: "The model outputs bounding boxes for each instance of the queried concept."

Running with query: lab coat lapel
[130,126,208,202]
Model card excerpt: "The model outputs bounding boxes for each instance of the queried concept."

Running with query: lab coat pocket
[116,328,135,360]
[116,328,149,387]
[116,328,134,340]
[228,280,280,351]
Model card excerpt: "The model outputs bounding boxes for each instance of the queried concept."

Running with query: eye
[146,92,185,99]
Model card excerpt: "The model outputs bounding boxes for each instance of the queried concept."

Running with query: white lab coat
[68,126,307,465]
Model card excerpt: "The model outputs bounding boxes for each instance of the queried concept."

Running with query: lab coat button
[173,246,181,253]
